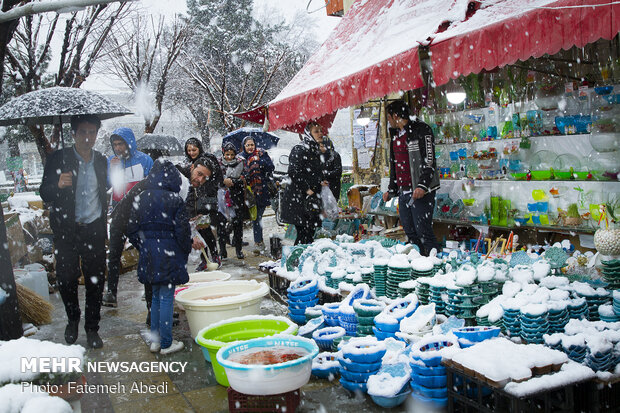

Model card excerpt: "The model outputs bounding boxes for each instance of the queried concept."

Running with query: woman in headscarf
[240,136,275,255]
[280,121,324,245]
[178,138,224,269]
[217,141,248,259]
[178,137,203,178]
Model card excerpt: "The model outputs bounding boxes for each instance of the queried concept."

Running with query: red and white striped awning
[240,0,620,132]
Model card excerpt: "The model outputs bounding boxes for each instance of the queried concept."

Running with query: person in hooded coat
[218,141,248,259]
[280,121,324,245]
[107,127,154,203]
[319,137,343,202]
[103,128,154,308]
[127,160,191,355]
[240,136,275,255]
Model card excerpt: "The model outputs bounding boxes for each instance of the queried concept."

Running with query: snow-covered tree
[1,2,131,162]
[101,12,190,134]
[177,0,318,145]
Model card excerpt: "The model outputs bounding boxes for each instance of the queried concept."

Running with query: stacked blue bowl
[386,264,411,299]
[312,326,346,351]
[587,347,616,372]
[598,304,620,323]
[287,278,319,325]
[501,306,521,337]
[353,299,385,337]
[613,291,620,316]
[409,358,448,407]
[311,352,340,379]
[373,297,418,340]
[446,286,463,317]
[322,302,341,326]
[373,261,388,297]
[564,343,588,363]
[548,303,570,333]
[543,333,563,351]
[339,309,358,337]
[338,340,385,394]
[361,267,374,288]
[305,304,324,322]
[519,306,549,344]
[582,293,611,321]
[568,298,589,320]
[429,285,447,315]
[409,336,458,407]
[452,326,500,348]
[298,316,325,339]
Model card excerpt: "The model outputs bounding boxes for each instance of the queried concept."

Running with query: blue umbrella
[222,127,280,152]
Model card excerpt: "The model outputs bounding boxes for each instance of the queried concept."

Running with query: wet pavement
[33,213,415,412]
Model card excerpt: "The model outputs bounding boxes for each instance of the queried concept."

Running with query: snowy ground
[21,207,416,412]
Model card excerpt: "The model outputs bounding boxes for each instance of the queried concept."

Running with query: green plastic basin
[195,316,298,386]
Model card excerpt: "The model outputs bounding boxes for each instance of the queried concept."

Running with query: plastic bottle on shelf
[486,103,499,140]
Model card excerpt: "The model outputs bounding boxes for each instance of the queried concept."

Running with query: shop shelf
[445,363,586,413]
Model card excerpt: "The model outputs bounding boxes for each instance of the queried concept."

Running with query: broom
[16,283,53,326]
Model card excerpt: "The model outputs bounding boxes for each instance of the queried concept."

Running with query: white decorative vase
[594,228,620,256]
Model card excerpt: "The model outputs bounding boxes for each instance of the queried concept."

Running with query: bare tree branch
[0,0,136,23]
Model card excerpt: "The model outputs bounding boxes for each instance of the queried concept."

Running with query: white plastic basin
[185,270,232,285]
[216,336,318,395]
[175,280,270,338]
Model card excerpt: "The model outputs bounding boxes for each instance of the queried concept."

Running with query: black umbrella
[0,87,132,126]
[0,87,132,166]
[137,134,183,158]
[222,127,280,152]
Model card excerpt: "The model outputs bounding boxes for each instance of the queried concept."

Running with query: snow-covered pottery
[340,337,386,363]
[337,358,382,373]
[340,377,367,393]
[311,352,339,379]
[312,326,346,351]
[370,387,411,409]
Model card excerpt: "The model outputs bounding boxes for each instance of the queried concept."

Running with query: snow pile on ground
[0,337,85,384]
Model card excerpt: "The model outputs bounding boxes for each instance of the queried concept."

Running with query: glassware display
[590,87,620,153]
[552,154,586,180]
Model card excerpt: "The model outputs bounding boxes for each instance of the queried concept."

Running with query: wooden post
[0,207,23,339]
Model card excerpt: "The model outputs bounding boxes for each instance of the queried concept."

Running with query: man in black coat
[320,138,343,202]
[185,155,223,269]
[39,114,108,348]
[281,122,324,245]
[383,101,441,255]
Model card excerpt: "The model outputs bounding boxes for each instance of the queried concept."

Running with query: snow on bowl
[175,280,269,338]
[216,336,318,395]
[340,336,387,363]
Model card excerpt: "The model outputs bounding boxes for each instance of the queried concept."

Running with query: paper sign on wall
[357,148,371,169]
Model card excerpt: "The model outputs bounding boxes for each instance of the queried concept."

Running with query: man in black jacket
[40,115,107,348]
[383,101,440,255]
[185,155,223,269]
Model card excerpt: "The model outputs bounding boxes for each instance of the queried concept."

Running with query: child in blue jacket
[127,159,191,354]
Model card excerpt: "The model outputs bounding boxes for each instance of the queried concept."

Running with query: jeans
[398,191,440,256]
[253,205,267,244]
[54,218,106,332]
[150,283,175,349]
